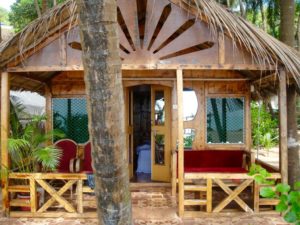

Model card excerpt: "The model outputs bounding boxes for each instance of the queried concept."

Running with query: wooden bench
[172,150,254,194]
[172,149,255,214]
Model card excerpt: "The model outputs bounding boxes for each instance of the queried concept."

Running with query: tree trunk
[239,0,246,18]
[76,0,132,224]
[296,12,300,50]
[34,0,42,18]
[279,0,300,186]
[259,0,267,31]
[41,0,48,14]
[280,0,295,47]
[287,85,300,185]
[0,22,2,43]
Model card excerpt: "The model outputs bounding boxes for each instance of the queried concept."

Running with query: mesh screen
[53,98,89,144]
[206,98,244,144]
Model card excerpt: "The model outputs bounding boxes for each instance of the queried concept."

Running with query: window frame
[52,97,89,144]
[205,95,246,145]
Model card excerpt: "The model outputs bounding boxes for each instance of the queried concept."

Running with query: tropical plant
[8,114,64,172]
[249,164,300,225]
[8,0,66,32]
[251,102,278,150]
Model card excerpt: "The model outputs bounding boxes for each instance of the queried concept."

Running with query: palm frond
[33,146,62,171]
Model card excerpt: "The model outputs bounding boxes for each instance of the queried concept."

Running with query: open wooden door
[151,86,171,182]
[125,87,134,179]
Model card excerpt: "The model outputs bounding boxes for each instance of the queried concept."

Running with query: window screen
[206,98,244,144]
[53,98,89,144]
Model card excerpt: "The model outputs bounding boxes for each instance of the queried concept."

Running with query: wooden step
[184,199,207,206]
[184,185,207,192]
[10,199,31,207]
[259,198,280,206]
[8,185,30,193]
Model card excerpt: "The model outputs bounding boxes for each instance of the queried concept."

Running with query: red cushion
[184,150,244,168]
[177,150,247,176]
[184,167,247,173]
[82,142,93,173]
[55,139,77,173]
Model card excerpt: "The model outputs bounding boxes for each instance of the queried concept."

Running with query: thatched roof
[0,0,300,86]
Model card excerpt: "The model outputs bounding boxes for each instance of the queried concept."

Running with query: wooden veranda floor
[0,185,289,225]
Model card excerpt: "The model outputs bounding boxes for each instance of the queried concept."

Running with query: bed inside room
[132,85,151,182]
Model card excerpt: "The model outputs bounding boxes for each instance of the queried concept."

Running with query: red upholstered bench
[180,150,249,174]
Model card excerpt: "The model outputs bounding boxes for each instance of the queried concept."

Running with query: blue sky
[0,0,16,11]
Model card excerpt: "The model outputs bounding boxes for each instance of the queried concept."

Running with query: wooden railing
[8,173,96,218]
[182,172,281,217]
[7,171,281,218]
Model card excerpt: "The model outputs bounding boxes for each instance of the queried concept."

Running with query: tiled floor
[0,186,289,225]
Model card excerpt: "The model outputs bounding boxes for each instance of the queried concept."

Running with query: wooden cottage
[0,0,299,218]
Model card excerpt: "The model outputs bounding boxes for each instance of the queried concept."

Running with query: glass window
[184,129,195,149]
[154,91,165,125]
[154,133,165,165]
[183,88,198,121]
[206,98,244,144]
[53,98,89,144]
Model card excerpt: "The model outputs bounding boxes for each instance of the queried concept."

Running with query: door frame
[124,82,173,182]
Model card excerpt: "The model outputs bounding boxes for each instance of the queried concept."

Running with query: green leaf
[289,191,300,204]
[294,181,300,190]
[280,194,288,202]
[254,175,265,184]
[276,201,288,212]
[284,210,297,223]
[276,183,290,193]
[260,187,276,198]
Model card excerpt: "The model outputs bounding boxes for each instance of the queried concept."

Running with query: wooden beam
[7,64,276,72]
[279,70,288,184]
[45,85,52,145]
[176,69,184,217]
[252,73,277,85]
[1,71,10,216]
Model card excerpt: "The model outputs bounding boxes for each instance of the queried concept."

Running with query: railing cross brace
[213,179,253,213]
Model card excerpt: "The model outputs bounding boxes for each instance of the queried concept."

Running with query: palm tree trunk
[0,22,2,43]
[76,0,132,224]
[280,0,295,46]
[41,0,48,14]
[259,0,267,31]
[34,0,42,17]
[279,0,300,186]
[239,0,246,18]
[287,85,300,185]
[296,12,300,50]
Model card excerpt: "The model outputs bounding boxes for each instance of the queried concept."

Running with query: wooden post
[45,85,52,145]
[30,178,37,212]
[279,70,288,184]
[1,71,10,215]
[171,83,178,196]
[218,33,225,65]
[177,69,184,216]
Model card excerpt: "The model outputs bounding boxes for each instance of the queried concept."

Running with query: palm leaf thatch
[0,0,300,86]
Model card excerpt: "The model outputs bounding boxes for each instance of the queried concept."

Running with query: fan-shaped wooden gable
[11,0,257,71]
